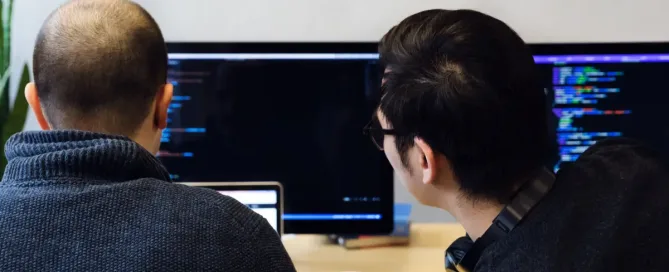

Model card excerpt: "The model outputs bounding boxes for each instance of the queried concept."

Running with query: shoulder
[561,137,669,184]
[574,137,665,168]
[117,180,294,270]
[478,137,669,271]
[126,179,266,232]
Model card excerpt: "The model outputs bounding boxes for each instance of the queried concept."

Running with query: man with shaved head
[0,1,295,271]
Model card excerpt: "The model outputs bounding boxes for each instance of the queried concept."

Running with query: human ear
[414,137,437,185]
[154,83,173,129]
[24,83,50,130]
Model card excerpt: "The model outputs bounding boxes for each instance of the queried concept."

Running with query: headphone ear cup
[449,236,474,261]
[445,236,475,271]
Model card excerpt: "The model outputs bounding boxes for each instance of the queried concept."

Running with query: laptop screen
[216,190,280,233]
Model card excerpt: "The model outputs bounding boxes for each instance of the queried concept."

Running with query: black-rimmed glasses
[363,119,399,151]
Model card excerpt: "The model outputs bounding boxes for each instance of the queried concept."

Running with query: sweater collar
[2,130,171,183]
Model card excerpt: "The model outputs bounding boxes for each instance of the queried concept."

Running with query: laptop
[180,181,283,235]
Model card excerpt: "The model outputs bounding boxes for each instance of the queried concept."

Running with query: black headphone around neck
[444,168,555,272]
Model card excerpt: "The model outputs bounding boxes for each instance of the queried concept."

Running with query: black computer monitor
[161,43,393,234]
[531,43,669,171]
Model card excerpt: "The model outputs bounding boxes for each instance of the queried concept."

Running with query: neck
[133,136,157,154]
[439,194,503,241]
[131,128,160,155]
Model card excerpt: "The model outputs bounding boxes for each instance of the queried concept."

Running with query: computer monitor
[161,43,393,234]
[531,43,669,171]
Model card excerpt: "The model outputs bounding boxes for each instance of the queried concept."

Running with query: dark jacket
[0,130,296,271]
[477,138,669,271]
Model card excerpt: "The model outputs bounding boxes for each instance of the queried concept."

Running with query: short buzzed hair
[33,0,167,135]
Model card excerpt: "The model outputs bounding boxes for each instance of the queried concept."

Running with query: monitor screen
[532,43,669,171]
[161,43,393,234]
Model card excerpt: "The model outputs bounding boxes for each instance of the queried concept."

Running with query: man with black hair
[0,0,295,271]
[370,9,669,271]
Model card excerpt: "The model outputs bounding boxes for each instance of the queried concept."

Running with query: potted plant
[0,0,31,176]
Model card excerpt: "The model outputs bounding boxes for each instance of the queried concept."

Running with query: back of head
[33,0,167,136]
[379,9,556,203]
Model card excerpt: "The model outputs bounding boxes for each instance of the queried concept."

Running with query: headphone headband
[492,168,555,235]
[445,168,555,271]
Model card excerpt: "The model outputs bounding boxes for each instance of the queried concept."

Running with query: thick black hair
[378,9,556,203]
[33,0,167,135]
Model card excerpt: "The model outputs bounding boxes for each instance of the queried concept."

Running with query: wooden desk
[283,224,465,272]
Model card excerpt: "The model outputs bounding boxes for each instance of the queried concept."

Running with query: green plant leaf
[0,0,5,72]
[0,0,14,178]
[0,63,28,176]
[0,74,7,177]
[2,63,29,141]
[0,121,4,176]
[0,72,8,126]
[4,0,11,71]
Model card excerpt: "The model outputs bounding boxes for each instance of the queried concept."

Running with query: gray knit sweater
[0,130,296,271]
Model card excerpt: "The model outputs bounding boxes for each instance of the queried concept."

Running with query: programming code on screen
[534,54,669,170]
[159,53,391,223]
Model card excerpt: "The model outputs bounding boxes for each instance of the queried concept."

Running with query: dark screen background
[159,57,393,229]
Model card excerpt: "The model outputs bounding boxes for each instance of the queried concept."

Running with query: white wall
[12,0,669,222]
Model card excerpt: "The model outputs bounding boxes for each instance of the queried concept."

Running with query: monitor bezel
[166,42,393,235]
[167,42,380,54]
[530,42,669,55]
